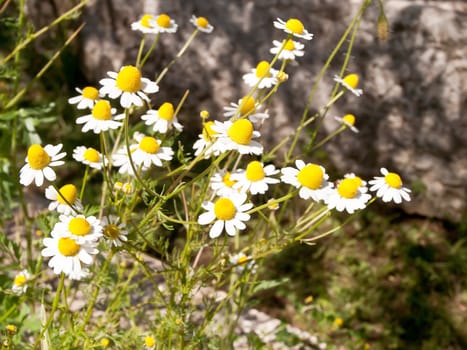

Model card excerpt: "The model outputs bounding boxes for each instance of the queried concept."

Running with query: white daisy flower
[102,215,128,247]
[141,102,183,134]
[12,269,30,295]
[192,121,223,158]
[242,61,279,89]
[19,144,66,187]
[198,193,253,238]
[270,39,305,61]
[325,177,372,214]
[76,100,124,134]
[223,96,269,123]
[72,146,106,169]
[231,161,280,195]
[369,168,411,203]
[281,160,333,201]
[190,15,214,33]
[229,252,258,274]
[45,184,83,215]
[99,65,159,108]
[273,18,314,40]
[334,114,359,133]
[210,170,240,197]
[41,230,98,280]
[68,86,101,110]
[144,336,156,350]
[212,119,263,155]
[131,14,159,34]
[150,13,178,33]
[112,132,174,175]
[333,73,363,96]
[113,181,134,194]
[51,214,103,244]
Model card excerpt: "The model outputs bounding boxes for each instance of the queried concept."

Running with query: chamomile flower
[45,184,83,215]
[334,114,359,133]
[229,253,258,274]
[192,121,223,158]
[68,86,100,110]
[212,119,263,155]
[281,160,333,201]
[144,336,156,350]
[99,65,159,108]
[223,96,269,123]
[113,181,134,194]
[131,14,159,34]
[73,146,105,169]
[151,13,178,33]
[369,168,411,203]
[141,102,183,134]
[242,61,279,89]
[333,73,363,96]
[102,215,128,247]
[325,177,371,214]
[51,214,103,244]
[112,132,174,174]
[270,39,305,61]
[12,269,30,295]
[198,193,253,238]
[41,230,98,280]
[273,18,313,40]
[19,144,66,187]
[76,100,124,133]
[231,161,280,195]
[210,170,240,197]
[190,15,214,33]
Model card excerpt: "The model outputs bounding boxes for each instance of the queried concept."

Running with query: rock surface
[27,0,467,221]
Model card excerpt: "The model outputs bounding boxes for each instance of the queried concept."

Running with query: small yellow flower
[6,324,17,335]
[100,338,110,347]
[334,317,344,327]
[144,335,156,350]
[304,295,314,304]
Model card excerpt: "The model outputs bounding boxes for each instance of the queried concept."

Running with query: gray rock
[27,0,467,220]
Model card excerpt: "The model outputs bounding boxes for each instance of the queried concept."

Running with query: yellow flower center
[202,121,217,141]
[14,274,27,287]
[227,119,253,145]
[342,114,356,126]
[196,16,209,28]
[145,336,156,348]
[141,14,153,28]
[27,144,50,170]
[255,61,271,78]
[238,96,256,115]
[285,18,304,34]
[82,86,99,100]
[350,176,363,188]
[139,136,160,154]
[337,178,359,199]
[297,164,324,190]
[237,255,248,265]
[222,172,236,188]
[343,74,359,89]
[115,66,142,93]
[92,100,112,120]
[58,237,80,256]
[83,147,100,163]
[156,14,171,28]
[385,172,402,189]
[104,224,120,239]
[283,39,295,51]
[158,102,174,121]
[214,197,236,221]
[100,338,110,348]
[68,217,92,236]
[56,184,78,205]
[200,110,210,119]
[246,161,265,181]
